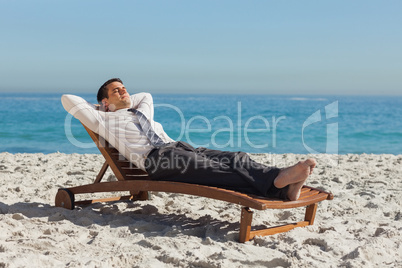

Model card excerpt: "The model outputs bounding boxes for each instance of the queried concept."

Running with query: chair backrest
[82,123,149,181]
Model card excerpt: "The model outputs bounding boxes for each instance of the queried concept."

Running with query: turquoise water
[1,93,401,155]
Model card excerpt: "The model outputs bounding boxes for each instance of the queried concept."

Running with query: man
[62,78,316,201]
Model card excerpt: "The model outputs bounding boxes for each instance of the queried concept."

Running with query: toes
[305,158,317,175]
[305,158,317,167]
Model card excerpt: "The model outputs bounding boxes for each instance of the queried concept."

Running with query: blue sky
[1,0,401,95]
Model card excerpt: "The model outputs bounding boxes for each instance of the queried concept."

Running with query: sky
[1,0,401,95]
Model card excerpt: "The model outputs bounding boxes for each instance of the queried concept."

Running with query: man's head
[97,78,131,112]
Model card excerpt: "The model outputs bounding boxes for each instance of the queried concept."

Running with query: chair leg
[304,203,318,225]
[94,161,109,183]
[239,207,253,243]
[238,203,319,243]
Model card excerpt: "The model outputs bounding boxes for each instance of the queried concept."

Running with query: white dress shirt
[61,93,174,171]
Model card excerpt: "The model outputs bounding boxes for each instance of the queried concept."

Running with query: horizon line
[1,91,402,97]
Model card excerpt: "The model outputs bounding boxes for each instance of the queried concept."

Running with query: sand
[0,152,401,267]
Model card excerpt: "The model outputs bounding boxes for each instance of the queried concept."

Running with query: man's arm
[130,93,154,120]
[61,94,104,133]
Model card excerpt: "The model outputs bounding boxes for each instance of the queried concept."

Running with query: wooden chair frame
[55,124,333,242]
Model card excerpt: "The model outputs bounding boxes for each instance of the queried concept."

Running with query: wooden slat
[304,185,334,200]
[123,168,149,176]
[248,221,310,239]
[75,195,133,206]
[67,179,331,211]
[67,180,268,210]
[300,187,310,194]
[255,191,329,209]
[299,189,319,199]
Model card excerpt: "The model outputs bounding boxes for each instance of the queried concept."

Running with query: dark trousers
[144,141,288,199]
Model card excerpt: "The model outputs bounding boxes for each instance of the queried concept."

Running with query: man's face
[102,81,131,111]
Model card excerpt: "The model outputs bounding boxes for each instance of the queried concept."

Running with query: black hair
[97,78,123,103]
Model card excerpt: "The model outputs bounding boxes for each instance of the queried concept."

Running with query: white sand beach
[0,152,401,267]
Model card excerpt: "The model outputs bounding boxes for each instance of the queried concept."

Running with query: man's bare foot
[274,158,317,201]
[287,180,305,201]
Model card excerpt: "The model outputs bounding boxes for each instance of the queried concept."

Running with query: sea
[1,93,401,155]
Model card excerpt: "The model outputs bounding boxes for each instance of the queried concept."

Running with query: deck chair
[55,123,334,243]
